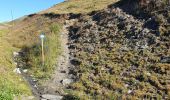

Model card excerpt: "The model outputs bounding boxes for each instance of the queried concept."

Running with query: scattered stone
[41,94,63,100]
[13,52,19,57]
[125,84,129,87]
[34,84,37,88]
[128,90,133,94]
[13,68,21,74]
[23,69,28,73]
[70,59,81,66]
[61,79,73,86]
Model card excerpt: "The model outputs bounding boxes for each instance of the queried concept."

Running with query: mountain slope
[64,0,170,99]
[40,0,118,14]
[66,5,170,99]
[0,0,170,99]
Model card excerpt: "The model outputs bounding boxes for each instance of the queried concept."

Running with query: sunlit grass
[41,0,119,14]
[0,29,32,100]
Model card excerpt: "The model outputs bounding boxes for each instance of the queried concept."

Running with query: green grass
[0,29,32,100]
[18,23,62,82]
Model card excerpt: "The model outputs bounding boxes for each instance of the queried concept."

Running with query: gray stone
[13,68,21,74]
[61,79,73,85]
[161,57,170,63]
[42,94,63,100]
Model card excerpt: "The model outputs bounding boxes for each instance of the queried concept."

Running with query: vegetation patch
[22,24,62,80]
[0,29,31,100]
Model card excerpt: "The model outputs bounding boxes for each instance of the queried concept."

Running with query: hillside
[0,0,119,99]
[0,0,170,100]
[66,1,170,99]
[40,0,118,14]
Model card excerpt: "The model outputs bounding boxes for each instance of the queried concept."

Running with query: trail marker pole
[40,34,45,65]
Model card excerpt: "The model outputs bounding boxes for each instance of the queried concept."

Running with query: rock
[34,84,37,88]
[161,57,170,63]
[23,69,28,73]
[61,79,73,86]
[13,68,21,74]
[13,52,19,57]
[125,84,129,87]
[60,70,66,73]
[41,94,63,100]
[70,59,81,66]
[128,90,133,94]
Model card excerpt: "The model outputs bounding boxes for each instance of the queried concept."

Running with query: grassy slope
[8,15,62,81]
[41,0,118,14]
[0,29,32,99]
[0,15,62,99]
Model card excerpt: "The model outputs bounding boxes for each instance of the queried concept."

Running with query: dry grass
[40,0,119,14]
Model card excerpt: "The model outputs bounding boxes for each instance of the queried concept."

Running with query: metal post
[41,38,45,65]
[40,34,45,66]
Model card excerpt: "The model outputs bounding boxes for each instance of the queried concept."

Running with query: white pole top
[40,34,45,39]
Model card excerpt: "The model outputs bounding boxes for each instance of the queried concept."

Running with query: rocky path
[41,20,72,95]
[39,20,76,100]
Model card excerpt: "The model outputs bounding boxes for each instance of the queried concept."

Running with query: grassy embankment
[0,29,32,100]
[8,15,62,82]
[0,17,62,99]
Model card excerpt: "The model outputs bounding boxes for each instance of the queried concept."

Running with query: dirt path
[39,19,76,100]
[42,21,71,94]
